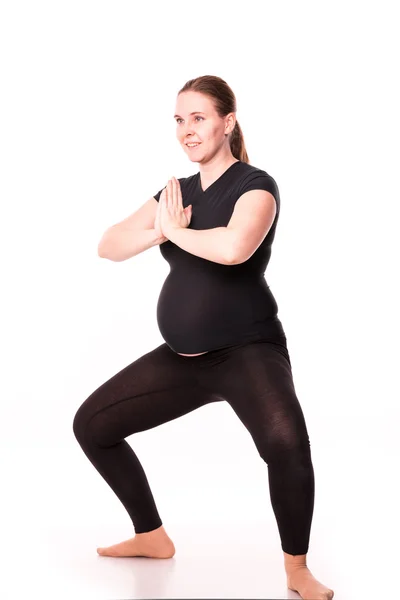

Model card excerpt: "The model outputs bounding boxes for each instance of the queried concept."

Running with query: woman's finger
[165,180,170,210]
[176,177,183,208]
[171,177,177,212]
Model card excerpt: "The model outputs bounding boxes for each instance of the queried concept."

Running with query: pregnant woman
[73,74,334,600]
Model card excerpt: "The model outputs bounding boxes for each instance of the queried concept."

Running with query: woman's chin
[185,147,203,163]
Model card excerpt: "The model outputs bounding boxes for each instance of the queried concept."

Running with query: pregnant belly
[157,271,270,354]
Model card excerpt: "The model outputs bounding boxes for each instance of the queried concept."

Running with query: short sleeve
[153,187,165,202]
[238,171,280,214]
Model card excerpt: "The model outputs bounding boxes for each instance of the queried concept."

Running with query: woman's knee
[256,426,312,465]
[72,401,90,445]
[72,395,104,447]
[73,392,136,448]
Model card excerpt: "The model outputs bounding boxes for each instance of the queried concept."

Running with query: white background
[1,1,399,599]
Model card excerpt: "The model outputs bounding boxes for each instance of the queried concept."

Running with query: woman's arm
[165,226,236,265]
[98,226,166,262]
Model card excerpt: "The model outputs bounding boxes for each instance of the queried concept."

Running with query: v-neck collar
[197,160,241,193]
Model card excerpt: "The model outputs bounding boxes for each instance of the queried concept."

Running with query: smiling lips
[186,142,201,149]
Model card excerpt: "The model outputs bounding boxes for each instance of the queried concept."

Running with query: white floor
[2,435,397,600]
[7,520,337,600]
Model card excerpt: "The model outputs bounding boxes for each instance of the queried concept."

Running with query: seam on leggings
[84,384,197,435]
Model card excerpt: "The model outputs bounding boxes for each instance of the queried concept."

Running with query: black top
[152,160,286,353]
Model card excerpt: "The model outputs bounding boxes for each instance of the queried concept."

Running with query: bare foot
[96,525,175,559]
[287,566,334,600]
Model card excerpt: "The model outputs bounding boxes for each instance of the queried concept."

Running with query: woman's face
[174,91,235,162]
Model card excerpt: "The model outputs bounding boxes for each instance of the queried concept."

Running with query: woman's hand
[154,191,168,243]
[156,177,192,239]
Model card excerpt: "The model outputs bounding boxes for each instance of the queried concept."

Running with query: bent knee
[257,437,312,465]
[72,402,126,448]
[72,403,88,443]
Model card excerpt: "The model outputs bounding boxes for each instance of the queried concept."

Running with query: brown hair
[178,75,249,164]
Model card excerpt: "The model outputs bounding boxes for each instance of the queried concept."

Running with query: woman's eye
[176,116,203,124]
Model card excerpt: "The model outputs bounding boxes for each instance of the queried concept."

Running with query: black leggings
[72,338,314,556]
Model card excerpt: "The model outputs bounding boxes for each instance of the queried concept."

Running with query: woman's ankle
[283,551,307,571]
[136,525,169,540]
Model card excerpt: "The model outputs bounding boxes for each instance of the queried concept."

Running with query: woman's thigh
[197,341,310,457]
[72,342,219,447]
